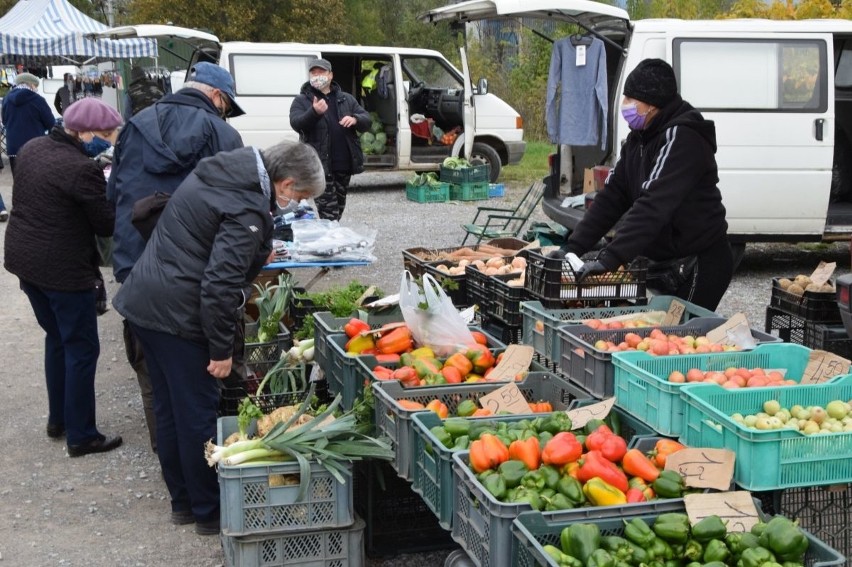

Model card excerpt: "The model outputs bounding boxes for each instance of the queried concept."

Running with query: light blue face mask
[82,135,111,157]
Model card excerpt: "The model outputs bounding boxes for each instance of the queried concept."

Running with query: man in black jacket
[560,59,733,310]
[289,58,371,221]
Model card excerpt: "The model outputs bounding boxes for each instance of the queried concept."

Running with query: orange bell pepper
[391,366,419,387]
[425,399,449,419]
[471,408,493,417]
[621,448,660,482]
[528,401,553,413]
[469,331,488,346]
[444,352,473,376]
[650,438,686,468]
[541,432,583,467]
[372,365,394,381]
[397,400,425,411]
[440,366,463,384]
[374,353,401,365]
[466,344,495,374]
[469,433,509,473]
[508,437,540,471]
[376,326,413,355]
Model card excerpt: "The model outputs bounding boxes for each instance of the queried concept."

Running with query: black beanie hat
[623,58,678,108]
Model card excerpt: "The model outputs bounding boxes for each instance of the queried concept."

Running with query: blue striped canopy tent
[0,0,157,61]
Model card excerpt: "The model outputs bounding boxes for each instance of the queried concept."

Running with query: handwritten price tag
[706,313,755,347]
[665,448,735,491]
[662,299,686,326]
[801,350,851,384]
[809,261,836,288]
[487,345,534,382]
[684,492,761,533]
[479,382,531,415]
[566,398,615,430]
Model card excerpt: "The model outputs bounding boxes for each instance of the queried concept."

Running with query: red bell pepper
[625,487,647,503]
[584,424,615,451]
[577,450,629,493]
[541,432,583,467]
[599,434,627,462]
[343,318,371,338]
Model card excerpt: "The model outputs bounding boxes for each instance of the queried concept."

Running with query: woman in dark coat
[113,141,325,535]
[4,98,123,456]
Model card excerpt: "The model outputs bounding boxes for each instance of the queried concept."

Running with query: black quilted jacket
[4,128,115,291]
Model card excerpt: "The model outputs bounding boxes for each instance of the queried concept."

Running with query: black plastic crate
[244,321,292,378]
[480,314,522,345]
[491,273,528,327]
[804,323,852,359]
[465,264,492,312]
[218,368,325,417]
[401,238,529,280]
[765,305,807,345]
[353,460,457,559]
[524,250,647,309]
[753,483,852,561]
[770,277,841,323]
[423,261,469,308]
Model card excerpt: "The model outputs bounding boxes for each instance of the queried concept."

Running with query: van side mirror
[477,78,488,95]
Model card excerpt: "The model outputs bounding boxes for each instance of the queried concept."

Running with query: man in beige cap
[1,73,55,181]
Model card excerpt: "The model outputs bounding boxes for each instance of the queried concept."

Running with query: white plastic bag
[291,219,376,262]
[399,271,476,357]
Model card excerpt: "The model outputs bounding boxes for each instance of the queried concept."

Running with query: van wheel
[470,142,501,183]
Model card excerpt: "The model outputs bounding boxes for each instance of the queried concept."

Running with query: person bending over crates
[553,59,733,311]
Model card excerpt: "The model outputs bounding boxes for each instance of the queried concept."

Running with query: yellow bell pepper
[345,334,375,354]
[582,477,627,506]
[410,347,436,360]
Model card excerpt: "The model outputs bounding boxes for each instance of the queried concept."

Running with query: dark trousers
[122,320,156,451]
[675,237,734,311]
[315,172,351,221]
[131,324,220,522]
[20,281,101,446]
[9,155,16,175]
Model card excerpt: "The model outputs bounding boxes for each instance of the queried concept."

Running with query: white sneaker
[0,210,8,222]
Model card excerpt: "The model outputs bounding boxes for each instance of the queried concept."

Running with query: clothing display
[546,35,608,148]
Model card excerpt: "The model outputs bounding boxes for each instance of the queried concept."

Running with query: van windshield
[401,55,462,90]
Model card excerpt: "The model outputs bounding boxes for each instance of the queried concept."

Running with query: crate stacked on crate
[560,316,781,398]
[765,276,848,355]
[464,253,529,342]
[441,163,490,201]
[520,295,718,372]
[216,417,364,567]
[524,250,648,310]
[405,180,450,203]
[402,237,529,279]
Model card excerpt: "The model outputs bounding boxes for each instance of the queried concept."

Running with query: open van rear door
[418,0,628,28]
[90,25,220,53]
[459,47,475,160]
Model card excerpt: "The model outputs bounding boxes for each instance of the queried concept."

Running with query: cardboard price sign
[684,492,761,533]
[800,350,851,384]
[566,398,615,430]
[665,448,735,491]
[809,261,837,288]
[706,313,756,348]
[662,299,686,326]
[479,382,531,415]
[487,344,534,382]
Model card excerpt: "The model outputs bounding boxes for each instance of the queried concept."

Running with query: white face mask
[310,75,330,90]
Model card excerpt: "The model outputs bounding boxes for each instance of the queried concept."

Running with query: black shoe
[46,423,65,439]
[171,510,195,525]
[67,434,123,457]
[195,519,220,536]
[0,210,8,222]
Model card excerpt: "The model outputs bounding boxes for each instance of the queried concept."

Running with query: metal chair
[460,180,546,246]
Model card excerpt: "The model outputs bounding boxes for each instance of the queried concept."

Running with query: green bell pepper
[727,531,760,558]
[481,473,506,500]
[685,562,702,567]
[623,518,656,547]
[542,545,583,567]
[586,548,615,567]
[599,535,634,563]
[429,426,452,448]
[584,418,607,435]
[703,539,731,563]
[781,562,804,567]
[561,523,601,564]
[543,492,576,511]
[508,486,543,510]
[750,522,768,537]
[692,515,728,543]
[521,469,547,491]
[624,540,649,565]
[664,560,680,567]
[498,460,528,489]
[652,470,684,499]
[649,537,673,561]
[702,562,728,567]
[556,475,585,506]
[452,435,470,450]
[456,399,477,417]
[538,412,573,435]
[538,465,561,491]
[443,417,470,438]
[683,539,703,562]
[738,546,776,567]
[758,516,809,561]
[468,421,496,440]
[538,431,554,447]
[652,513,690,544]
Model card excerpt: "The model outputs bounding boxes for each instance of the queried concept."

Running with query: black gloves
[575,260,607,282]
[546,248,567,260]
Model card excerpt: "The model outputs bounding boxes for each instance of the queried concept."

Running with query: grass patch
[796,242,836,252]
[500,140,553,185]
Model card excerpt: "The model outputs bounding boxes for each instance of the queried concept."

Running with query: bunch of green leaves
[299,281,383,317]
[257,356,309,395]
[254,273,295,342]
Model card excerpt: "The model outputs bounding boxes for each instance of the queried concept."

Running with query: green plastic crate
[373,372,579,482]
[451,452,684,567]
[406,182,450,203]
[440,163,490,184]
[520,296,718,370]
[221,518,365,567]
[510,503,845,567]
[612,343,814,437]
[410,382,588,530]
[449,181,489,201]
[216,417,353,537]
[560,317,781,398]
[680,374,852,490]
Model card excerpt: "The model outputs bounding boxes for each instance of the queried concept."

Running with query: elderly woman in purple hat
[4,98,124,457]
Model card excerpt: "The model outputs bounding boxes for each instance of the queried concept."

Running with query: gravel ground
[0,166,849,567]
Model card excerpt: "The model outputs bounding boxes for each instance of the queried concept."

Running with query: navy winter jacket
[1,86,55,156]
[114,147,273,360]
[106,88,244,283]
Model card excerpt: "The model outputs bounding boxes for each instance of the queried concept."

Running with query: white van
[93,26,525,182]
[423,0,852,261]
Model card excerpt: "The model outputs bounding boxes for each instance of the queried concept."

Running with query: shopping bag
[399,271,475,357]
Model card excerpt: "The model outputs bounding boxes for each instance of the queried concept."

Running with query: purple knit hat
[63,98,123,131]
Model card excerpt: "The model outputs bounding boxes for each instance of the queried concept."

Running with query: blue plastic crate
[612,342,812,437]
[488,183,505,198]
[680,374,852,490]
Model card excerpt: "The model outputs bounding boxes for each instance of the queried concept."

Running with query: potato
[794,275,811,288]
[472,260,486,271]
[511,256,527,270]
[778,277,793,290]
[821,283,835,292]
[507,277,524,287]
[458,259,470,267]
[485,267,500,275]
[436,264,450,273]
[805,283,823,293]
[486,256,505,269]
[787,283,805,296]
